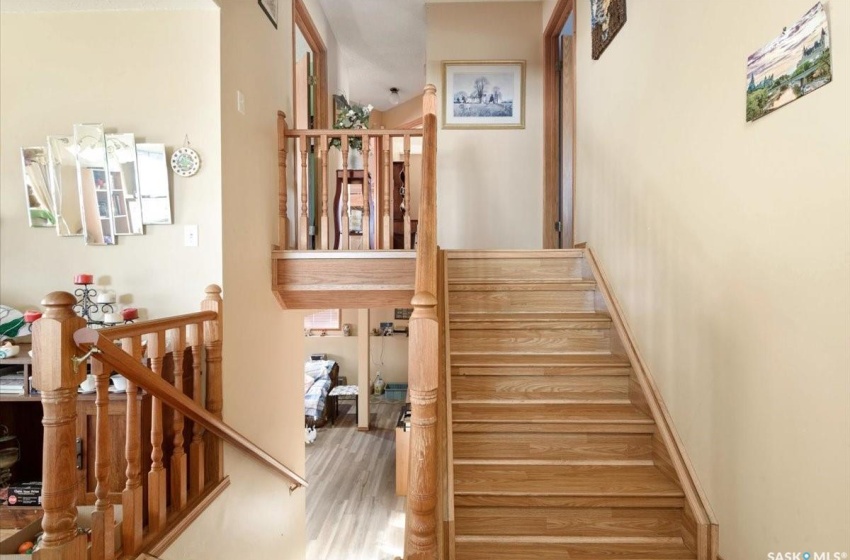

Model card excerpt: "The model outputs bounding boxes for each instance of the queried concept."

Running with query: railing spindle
[362,134,371,250]
[341,134,350,250]
[32,292,88,559]
[403,135,412,250]
[382,133,391,249]
[121,335,144,556]
[202,285,224,483]
[299,134,309,250]
[91,359,115,560]
[320,133,329,250]
[144,330,167,533]
[187,323,205,498]
[277,111,289,249]
[170,327,188,510]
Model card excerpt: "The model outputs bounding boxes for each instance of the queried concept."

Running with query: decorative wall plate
[170,146,200,177]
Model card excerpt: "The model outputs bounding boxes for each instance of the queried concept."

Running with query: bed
[304,359,339,427]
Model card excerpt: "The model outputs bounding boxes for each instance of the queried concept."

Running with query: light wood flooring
[305,400,406,560]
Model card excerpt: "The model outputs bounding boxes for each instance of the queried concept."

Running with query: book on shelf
[0,371,25,395]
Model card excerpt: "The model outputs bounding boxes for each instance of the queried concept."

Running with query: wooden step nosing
[453,535,685,545]
[446,250,585,259]
[451,398,632,405]
[453,459,655,467]
[453,490,686,498]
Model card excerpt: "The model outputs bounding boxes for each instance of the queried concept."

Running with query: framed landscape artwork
[746,2,832,122]
[442,60,525,129]
[591,0,627,60]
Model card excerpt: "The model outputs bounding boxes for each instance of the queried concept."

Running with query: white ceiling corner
[317,0,426,112]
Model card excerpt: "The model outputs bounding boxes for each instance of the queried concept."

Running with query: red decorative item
[23,311,42,323]
[121,308,139,321]
[74,274,94,285]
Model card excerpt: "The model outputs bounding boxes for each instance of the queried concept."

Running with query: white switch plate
[236,90,245,114]
[184,225,199,247]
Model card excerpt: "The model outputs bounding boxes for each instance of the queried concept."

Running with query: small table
[328,384,358,425]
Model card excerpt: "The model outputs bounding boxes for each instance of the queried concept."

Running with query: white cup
[79,374,96,392]
[111,374,128,391]
[103,312,123,325]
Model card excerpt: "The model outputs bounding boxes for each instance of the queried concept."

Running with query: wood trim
[543,0,575,249]
[584,247,719,558]
[97,312,217,340]
[73,330,309,491]
[293,0,329,128]
[274,250,415,259]
[286,128,424,137]
[142,476,231,557]
[398,117,424,130]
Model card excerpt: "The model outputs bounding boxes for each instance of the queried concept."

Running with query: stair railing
[31,286,306,560]
[277,94,427,251]
[403,84,440,559]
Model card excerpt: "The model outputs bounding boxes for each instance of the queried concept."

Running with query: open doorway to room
[302,307,410,559]
[544,0,576,248]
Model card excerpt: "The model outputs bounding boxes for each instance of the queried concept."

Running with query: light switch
[237,90,246,114]
[184,225,199,247]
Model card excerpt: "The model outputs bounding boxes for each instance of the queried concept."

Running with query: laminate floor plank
[306,400,406,560]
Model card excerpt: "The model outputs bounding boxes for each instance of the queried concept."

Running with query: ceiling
[0,0,218,12]
[317,0,426,112]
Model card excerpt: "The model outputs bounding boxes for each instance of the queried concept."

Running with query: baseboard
[584,247,719,559]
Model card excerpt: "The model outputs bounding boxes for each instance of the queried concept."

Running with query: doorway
[543,0,576,249]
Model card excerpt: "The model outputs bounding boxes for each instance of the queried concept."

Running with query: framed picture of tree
[442,60,526,129]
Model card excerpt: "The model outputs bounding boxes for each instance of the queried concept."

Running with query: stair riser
[452,365,633,377]
[453,423,658,434]
[447,257,585,283]
[455,507,683,538]
[452,375,629,402]
[449,289,596,314]
[455,542,695,560]
[453,433,652,461]
[451,329,610,354]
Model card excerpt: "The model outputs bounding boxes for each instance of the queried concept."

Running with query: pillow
[0,306,30,340]
[304,360,330,380]
[304,373,316,394]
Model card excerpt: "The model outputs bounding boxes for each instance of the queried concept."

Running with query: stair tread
[454,538,696,560]
[447,249,585,259]
[449,280,596,291]
[450,312,611,322]
[454,464,683,498]
[453,402,652,424]
[451,353,631,367]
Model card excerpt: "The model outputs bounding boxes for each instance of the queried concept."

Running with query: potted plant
[331,96,373,169]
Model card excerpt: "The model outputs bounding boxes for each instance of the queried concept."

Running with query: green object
[385,383,408,401]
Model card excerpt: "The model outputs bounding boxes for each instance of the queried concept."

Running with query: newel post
[201,284,224,483]
[277,111,289,250]
[32,292,87,560]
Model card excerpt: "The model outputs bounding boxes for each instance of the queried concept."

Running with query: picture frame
[394,308,413,320]
[591,0,627,60]
[258,0,278,29]
[442,60,525,129]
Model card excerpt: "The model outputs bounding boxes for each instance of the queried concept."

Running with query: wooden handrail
[73,328,309,492]
[404,83,439,559]
[284,128,424,137]
[97,311,217,340]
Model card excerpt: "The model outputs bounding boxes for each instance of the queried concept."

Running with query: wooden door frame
[292,0,329,129]
[543,0,575,248]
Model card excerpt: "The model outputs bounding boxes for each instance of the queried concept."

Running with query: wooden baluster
[341,134,350,250]
[120,335,144,556]
[91,359,115,560]
[320,133,329,250]
[405,84,439,559]
[144,330,167,533]
[277,111,289,249]
[299,134,309,250]
[169,327,188,510]
[362,134,371,250]
[201,285,224,483]
[187,323,205,498]
[32,292,87,560]
[403,135,412,250]
[383,133,391,249]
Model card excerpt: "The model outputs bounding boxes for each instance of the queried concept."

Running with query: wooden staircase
[444,249,716,560]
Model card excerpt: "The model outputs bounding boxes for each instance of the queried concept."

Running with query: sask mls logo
[768,553,848,560]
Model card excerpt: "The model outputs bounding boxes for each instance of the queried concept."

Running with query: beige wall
[574,0,850,555]
[0,10,222,318]
[383,94,424,128]
[304,307,410,386]
[427,2,544,250]
[161,1,308,558]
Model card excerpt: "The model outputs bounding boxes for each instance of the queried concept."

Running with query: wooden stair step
[452,402,654,425]
[450,311,611,325]
[447,254,586,283]
[453,432,652,461]
[453,464,683,498]
[451,353,631,368]
[449,285,597,313]
[454,495,687,509]
[452,374,629,402]
[450,327,611,354]
[455,537,696,560]
[449,280,597,291]
[455,506,683,537]
[446,249,586,259]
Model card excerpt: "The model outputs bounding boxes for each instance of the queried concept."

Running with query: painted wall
[0,10,222,318]
[161,1,308,558]
[573,0,850,555]
[426,1,544,250]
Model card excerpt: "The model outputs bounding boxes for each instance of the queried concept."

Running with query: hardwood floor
[305,399,405,560]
